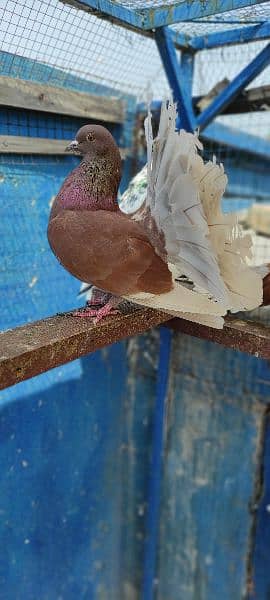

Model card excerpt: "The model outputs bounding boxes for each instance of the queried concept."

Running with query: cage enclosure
[1,1,270,599]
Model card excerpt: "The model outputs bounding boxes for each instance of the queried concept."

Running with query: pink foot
[86,289,111,307]
[72,300,120,323]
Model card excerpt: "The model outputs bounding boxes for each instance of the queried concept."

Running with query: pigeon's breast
[47,206,173,296]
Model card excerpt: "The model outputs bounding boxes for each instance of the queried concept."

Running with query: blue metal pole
[142,327,172,600]
[155,27,196,132]
[189,22,270,51]
[197,43,270,130]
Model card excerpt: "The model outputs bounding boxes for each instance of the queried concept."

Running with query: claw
[72,303,120,322]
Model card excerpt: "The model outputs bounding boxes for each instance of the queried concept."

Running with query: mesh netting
[0,0,169,100]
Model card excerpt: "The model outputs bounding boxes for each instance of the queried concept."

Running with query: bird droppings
[24,539,30,545]
[21,460,28,468]
[29,276,38,288]
[266,504,270,513]
[137,504,145,516]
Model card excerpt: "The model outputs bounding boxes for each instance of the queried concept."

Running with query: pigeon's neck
[58,157,121,212]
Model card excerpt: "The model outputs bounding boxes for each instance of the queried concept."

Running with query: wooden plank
[168,315,270,359]
[158,329,267,599]
[0,135,128,157]
[195,84,270,115]
[0,308,169,390]
[0,75,124,123]
[1,309,270,390]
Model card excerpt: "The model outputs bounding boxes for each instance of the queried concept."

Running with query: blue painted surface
[251,413,270,599]
[142,328,172,600]
[0,106,121,141]
[0,154,84,329]
[0,346,127,598]
[197,43,270,130]
[180,50,194,99]
[61,0,270,33]
[0,332,161,599]
[190,22,270,50]
[157,334,270,599]
[204,122,270,161]
[155,27,196,132]
[141,0,270,29]
[0,52,142,599]
[204,147,270,199]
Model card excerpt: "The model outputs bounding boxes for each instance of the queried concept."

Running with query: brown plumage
[47,124,173,301]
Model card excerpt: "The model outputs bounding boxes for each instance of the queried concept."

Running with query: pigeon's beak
[65,140,80,153]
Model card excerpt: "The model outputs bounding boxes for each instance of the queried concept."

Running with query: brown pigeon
[48,103,265,328]
[48,123,173,321]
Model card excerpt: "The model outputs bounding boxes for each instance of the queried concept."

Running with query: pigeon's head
[66,124,119,159]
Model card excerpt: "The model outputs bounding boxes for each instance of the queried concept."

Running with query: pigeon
[48,102,264,328]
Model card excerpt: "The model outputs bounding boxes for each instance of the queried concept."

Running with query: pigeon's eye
[86,132,95,142]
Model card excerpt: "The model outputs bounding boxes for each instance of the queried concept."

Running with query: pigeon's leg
[86,288,111,307]
[72,296,121,323]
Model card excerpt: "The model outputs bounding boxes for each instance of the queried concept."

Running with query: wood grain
[1,309,270,390]
[0,308,169,390]
[168,315,270,359]
[0,135,129,157]
[0,74,124,122]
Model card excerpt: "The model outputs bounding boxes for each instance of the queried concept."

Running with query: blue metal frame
[188,22,270,50]
[142,328,172,600]
[154,26,270,140]
[197,43,270,130]
[65,0,270,35]
[204,122,270,161]
[141,1,270,29]
[180,50,194,98]
[155,27,196,132]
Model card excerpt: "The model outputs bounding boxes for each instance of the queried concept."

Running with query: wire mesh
[0,0,169,100]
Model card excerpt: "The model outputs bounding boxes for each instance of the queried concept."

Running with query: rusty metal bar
[0,308,169,391]
[1,311,270,391]
[167,316,270,359]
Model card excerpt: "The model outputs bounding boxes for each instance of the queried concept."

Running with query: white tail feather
[126,101,263,325]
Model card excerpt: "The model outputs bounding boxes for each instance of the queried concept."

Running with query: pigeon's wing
[47,208,173,296]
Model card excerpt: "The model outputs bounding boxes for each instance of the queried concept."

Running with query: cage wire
[1,0,270,322]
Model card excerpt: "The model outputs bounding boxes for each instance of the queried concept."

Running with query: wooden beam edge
[0,308,169,390]
[1,310,270,390]
[167,315,270,359]
[0,136,130,158]
[0,74,125,123]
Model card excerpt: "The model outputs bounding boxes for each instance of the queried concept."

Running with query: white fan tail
[137,100,263,314]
